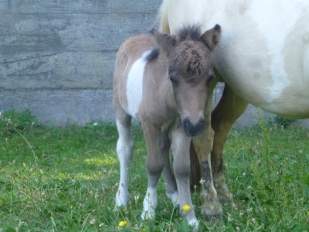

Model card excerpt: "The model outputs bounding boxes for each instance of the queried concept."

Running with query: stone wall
[0,0,161,125]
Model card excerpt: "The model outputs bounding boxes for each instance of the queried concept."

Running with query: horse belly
[126,50,152,121]
[213,1,309,118]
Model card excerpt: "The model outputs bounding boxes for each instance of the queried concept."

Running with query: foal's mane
[177,25,202,41]
[175,25,207,78]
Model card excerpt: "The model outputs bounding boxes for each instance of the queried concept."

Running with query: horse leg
[161,131,178,205]
[141,123,164,220]
[171,125,198,227]
[115,113,134,207]
[192,118,222,219]
[211,84,248,205]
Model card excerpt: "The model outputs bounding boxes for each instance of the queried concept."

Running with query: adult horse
[158,0,309,218]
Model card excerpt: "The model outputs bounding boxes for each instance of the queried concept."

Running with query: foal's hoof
[115,189,130,207]
[187,218,199,231]
[141,211,155,221]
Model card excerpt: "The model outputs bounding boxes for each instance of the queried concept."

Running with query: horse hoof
[217,192,233,205]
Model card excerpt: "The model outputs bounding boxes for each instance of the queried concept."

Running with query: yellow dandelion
[182,204,191,211]
[119,220,127,227]
[307,210,309,215]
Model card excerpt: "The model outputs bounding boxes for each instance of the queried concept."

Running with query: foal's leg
[115,113,134,207]
[211,84,248,204]
[161,131,178,205]
[171,126,198,227]
[141,123,164,220]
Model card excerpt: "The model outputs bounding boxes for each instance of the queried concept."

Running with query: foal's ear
[200,24,221,51]
[151,29,176,56]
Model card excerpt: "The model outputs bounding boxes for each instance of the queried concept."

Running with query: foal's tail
[190,140,202,190]
[156,0,170,33]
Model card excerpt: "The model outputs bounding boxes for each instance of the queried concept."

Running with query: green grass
[0,116,309,231]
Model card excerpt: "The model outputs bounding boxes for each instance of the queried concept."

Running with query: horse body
[161,0,309,118]
[113,27,221,227]
[158,0,309,220]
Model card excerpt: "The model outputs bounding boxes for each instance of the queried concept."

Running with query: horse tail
[144,48,160,62]
[157,0,170,33]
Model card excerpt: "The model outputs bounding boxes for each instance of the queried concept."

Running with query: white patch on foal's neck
[250,1,304,102]
[126,50,152,120]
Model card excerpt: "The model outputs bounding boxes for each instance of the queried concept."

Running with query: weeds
[0,109,39,134]
[272,115,297,128]
[0,110,308,231]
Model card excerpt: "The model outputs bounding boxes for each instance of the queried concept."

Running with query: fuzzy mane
[177,25,202,41]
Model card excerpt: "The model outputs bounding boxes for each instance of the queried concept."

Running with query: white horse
[113,26,221,227]
[158,0,309,219]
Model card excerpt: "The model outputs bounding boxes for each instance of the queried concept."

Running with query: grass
[0,112,309,231]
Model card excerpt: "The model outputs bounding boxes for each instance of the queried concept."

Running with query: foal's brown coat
[113,25,221,227]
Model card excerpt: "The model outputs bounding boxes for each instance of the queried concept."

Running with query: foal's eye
[169,76,178,85]
[207,74,215,84]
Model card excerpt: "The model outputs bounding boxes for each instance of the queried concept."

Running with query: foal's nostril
[183,118,192,132]
[183,117,205,137]
[198,117,205,128]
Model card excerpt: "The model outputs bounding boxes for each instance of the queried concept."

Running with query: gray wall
[0,0,161,125]
[1,0,307,127]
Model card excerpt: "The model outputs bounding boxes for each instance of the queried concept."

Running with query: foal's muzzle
[182,117,205,137]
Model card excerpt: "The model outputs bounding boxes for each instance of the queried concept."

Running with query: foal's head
[152,25,221,137]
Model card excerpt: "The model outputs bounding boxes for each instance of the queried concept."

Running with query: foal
[113,25,221,226]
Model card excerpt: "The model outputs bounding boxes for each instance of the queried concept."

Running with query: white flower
[90,219,95,224]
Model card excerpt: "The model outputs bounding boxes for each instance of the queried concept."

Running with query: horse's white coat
[249,2,301,101]
[126,50,152,120]
[163,0,309,118]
